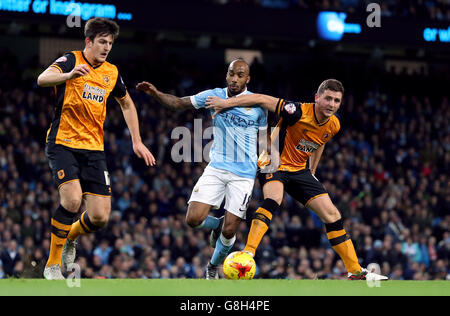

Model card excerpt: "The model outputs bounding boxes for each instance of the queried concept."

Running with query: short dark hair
[317,79,344,96]
[84,18,119,42]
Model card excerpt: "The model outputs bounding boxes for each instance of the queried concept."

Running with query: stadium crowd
[0,47,449,280]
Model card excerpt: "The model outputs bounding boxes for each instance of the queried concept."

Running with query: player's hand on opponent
[136,82,158,97]
[69,64,90,80]
[133,141,156,167]
[205,96,230,119]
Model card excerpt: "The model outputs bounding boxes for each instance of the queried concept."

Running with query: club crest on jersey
[284,103,296,114]
[323,133,330,140]
[82,84,106,103]
[103,75,110,85]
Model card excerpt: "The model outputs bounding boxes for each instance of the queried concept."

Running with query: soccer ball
[223,251,256,280]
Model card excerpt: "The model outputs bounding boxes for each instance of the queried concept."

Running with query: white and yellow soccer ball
[223,251,256,280]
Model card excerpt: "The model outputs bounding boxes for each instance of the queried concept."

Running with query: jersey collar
[225,87,248,99]
[82,51,103,70]
[313,103,330,126]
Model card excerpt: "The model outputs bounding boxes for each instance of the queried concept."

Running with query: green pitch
[0,279,448,296]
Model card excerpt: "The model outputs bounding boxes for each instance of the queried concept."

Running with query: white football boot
[43,264,65,280]
[62,239,77,270]
[348,267,388,281]
[206,262,219,280]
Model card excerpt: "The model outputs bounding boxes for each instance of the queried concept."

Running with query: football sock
[326,218,361,274]
[46,205,77,267]
[243,198,279,256]
[195,215,220,230]
[211,233,236,266]
[67,211,102,241]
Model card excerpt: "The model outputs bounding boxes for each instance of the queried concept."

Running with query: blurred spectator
[1,240,21,277]
[93,239,113,266]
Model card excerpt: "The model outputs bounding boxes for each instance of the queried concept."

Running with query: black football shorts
[45,143,111,196]
[258,168,328,207]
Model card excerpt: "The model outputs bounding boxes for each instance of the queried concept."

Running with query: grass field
[0,279,448,296]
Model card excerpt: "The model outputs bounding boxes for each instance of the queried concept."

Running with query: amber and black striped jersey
[46,51,127,151]
[274,99,340,172]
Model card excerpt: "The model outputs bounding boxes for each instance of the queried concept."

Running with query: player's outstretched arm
[205,94,278,118]
[136,81,192,111]
[37,64,90,87]
[116,93,156,167]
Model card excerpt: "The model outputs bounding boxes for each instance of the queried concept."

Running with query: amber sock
[46,205,77,267]
[244,198,279,256]
[325,219,361,274]
[67,211,102,241]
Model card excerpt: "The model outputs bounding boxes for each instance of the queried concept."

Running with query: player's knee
[262,182,284,205]
[185,204,209,228]
[323,207,341,224]
[61,196,82,213]
[222,225,236,240]
[185,214,202,228]
[264,193,283,205]
[274,196,283,205]
[88,204,111,228]
[89,213,109,228]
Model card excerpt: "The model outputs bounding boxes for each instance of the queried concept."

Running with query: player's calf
[306,194,341,224]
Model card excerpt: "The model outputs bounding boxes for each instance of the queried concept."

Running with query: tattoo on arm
[154,93,192,110]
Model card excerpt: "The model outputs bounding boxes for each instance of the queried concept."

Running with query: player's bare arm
[309,144,325,175]
[37,64,90,87]
[136,81,192,111]
[116,93,156,166]
[205,94,279,118]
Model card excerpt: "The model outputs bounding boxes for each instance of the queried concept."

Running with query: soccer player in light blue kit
[137,59,267,279]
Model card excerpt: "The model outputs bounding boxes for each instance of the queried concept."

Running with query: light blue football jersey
[190,88,267,179]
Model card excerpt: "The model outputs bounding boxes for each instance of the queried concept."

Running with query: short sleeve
[111,73,127,100]
[258,108,268,130]
[190,89,215,109]
[275,99,303,126]
[50,53,76,73]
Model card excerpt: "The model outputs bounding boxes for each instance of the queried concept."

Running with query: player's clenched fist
[136,81,158,97]
[69,64,90,79]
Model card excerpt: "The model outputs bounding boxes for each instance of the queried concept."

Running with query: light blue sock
[196,215,220,230]
[211,233,236,266]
